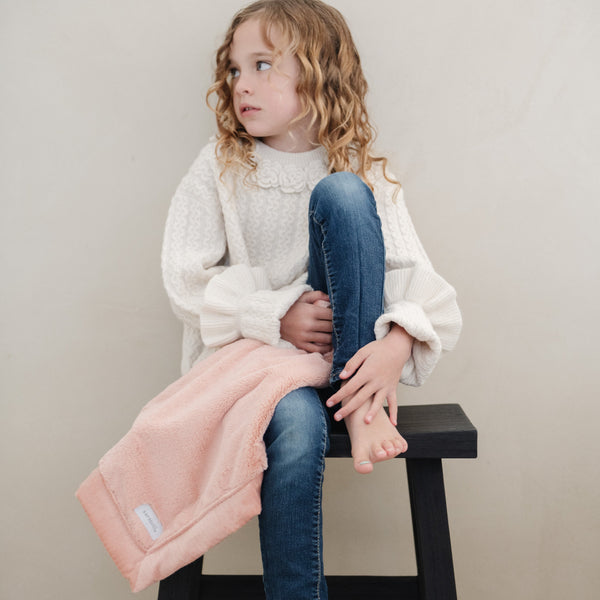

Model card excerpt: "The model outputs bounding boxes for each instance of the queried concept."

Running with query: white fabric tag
[134,504,163,541]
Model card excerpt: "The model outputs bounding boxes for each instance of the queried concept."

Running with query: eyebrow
[229,51,273,65]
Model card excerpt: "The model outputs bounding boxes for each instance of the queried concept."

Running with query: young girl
[160,0,461,598]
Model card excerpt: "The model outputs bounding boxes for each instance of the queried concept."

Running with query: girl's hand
[326,324,414,425]
[280,290,333,354]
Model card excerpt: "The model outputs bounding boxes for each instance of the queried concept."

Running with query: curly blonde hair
[207,0,398,190]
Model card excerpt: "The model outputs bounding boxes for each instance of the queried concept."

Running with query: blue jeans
[260,172,386,599]
[307,172,385,383]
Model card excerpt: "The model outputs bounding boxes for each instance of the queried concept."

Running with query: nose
[235,71,253,96]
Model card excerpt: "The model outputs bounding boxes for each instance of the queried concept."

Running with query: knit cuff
[374,266,462,386]
[240,285,310,346]
[200,264,310,349]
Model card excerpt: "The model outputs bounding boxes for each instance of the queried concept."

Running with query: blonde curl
[206,0,399,191]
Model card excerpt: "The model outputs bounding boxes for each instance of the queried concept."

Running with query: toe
[353,445,375,474]
[382,440,397,457]
[396,437,408,454]
[354,457,374,474]
[372,443,388,461]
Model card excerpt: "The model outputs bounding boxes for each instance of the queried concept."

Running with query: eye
[257,61,271,72]
[229,67,240,79]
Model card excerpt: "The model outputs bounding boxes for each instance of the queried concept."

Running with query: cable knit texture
[162,140,462,385]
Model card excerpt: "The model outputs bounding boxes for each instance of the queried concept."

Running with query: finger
[364,390,386,424]
[333,387,373,421]
[339,347,368,379]
[301,341,332,354]
[300,303,331,326]
[312,291,330,305]
[302,290,329,304]
[307,332,332,345]
[310,312,333,331]
[314,306,333,322]
[314,344,333,353]
[326,378,362,407]
[315,319,333,333]
[314,299,331,308]
[315,344,333,354]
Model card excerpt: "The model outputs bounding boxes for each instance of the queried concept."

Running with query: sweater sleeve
[373,181,462,386]
[201,267,310,347]
[161,144,310,351]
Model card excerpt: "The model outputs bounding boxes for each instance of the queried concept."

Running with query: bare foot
[343,396,408,474]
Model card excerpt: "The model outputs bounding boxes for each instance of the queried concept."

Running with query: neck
[261,115,319,153]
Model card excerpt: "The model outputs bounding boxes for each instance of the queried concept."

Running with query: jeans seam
[322,231,341,354]
[310,207,343,383]
[311,404,328,599]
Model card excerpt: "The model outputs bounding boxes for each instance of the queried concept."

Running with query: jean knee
[309,172,375,221]
[265,387,329,464]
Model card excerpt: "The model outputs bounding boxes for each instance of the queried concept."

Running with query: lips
[239,104,260,116]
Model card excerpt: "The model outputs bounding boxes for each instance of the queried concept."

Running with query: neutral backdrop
[2,1,599,599]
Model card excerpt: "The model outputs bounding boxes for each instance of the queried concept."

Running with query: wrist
[385,323,414,356]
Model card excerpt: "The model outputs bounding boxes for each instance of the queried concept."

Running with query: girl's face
[228,19,315,152]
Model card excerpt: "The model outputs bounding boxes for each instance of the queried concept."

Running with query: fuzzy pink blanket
[76,339,331,592]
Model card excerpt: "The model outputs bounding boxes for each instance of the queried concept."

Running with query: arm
[374,185,462,384]
[161,144,227,333]
[162,144,311,350]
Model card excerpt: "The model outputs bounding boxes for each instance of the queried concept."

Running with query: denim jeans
[259,387,331,600]
[260,172,386,600]
[307,172,385,383]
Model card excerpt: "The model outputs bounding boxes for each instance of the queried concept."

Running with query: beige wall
[2,1,599,598]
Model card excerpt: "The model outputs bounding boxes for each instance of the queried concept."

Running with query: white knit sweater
[162,140,462,385]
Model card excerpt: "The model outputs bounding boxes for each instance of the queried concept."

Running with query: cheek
[267,91,296,120]
[277,80,302,114]
[289,95,303,119]
[288,90,305,120]
[270,90,301,123]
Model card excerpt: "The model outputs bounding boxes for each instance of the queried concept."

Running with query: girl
[160,0,462,598]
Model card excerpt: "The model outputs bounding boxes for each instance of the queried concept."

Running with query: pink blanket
[76,339,331,592]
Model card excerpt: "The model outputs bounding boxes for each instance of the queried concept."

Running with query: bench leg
[406,458,457,600]
[157,555,204,600]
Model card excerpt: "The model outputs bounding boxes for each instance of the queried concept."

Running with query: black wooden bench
[158,403,477,600]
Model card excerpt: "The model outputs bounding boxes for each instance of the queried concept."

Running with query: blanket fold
[76,339,331,592]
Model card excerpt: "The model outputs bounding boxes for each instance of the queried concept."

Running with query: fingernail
[359,461,372,465]
[334,412,342,421]
[340,370,348,378]
[326,400,333,407]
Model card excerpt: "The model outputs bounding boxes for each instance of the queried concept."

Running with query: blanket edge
[76,467,264,592]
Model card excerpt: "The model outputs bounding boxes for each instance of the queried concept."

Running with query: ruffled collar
[249,141,329,193]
